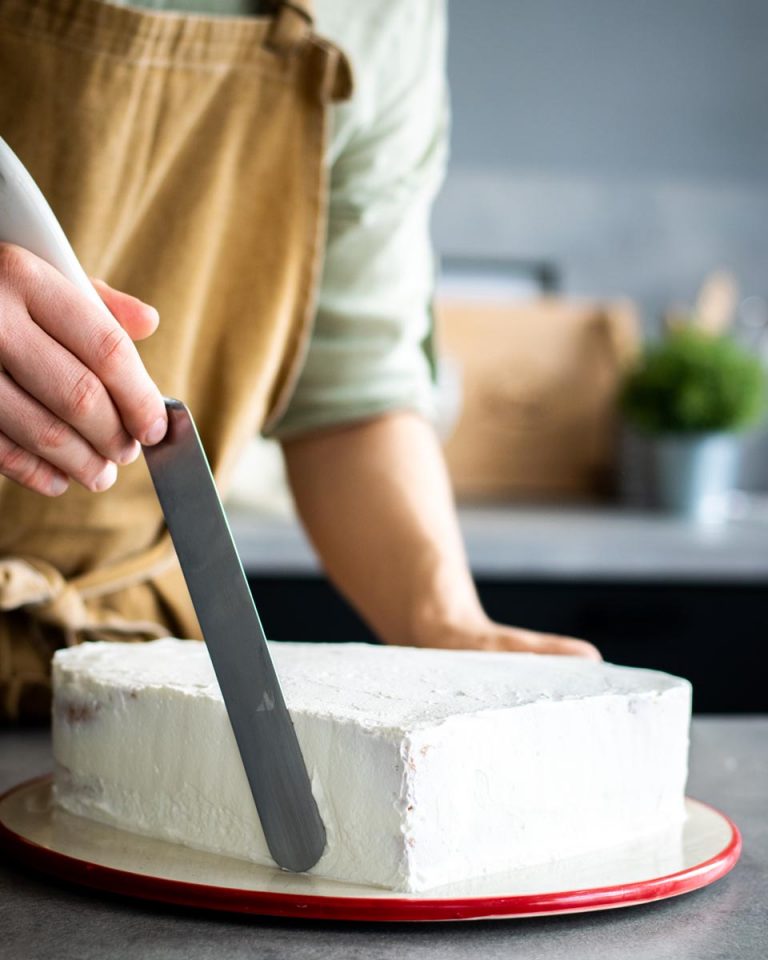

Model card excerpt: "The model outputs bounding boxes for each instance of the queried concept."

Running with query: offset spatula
[143,400,326,872]
[0,137,326,872]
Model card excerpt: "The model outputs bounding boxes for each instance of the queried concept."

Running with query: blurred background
[435,0,768,492]
[229,0,768,713]
[437,0,767,324]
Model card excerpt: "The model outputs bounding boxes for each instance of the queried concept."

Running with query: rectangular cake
[52,639,691,892]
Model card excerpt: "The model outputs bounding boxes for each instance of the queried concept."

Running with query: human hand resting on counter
[407,607,600,659]
[282,412,601,661]
[0,243,167,496]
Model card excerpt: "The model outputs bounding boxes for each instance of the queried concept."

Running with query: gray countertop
[1,716,766,960]
[229,505,768,582]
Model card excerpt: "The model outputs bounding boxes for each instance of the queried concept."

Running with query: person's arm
[282,412,600,658]
[276,2,596,658]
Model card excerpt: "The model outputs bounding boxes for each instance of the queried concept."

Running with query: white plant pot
[653,432,740,524]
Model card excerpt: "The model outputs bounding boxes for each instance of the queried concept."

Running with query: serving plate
[0,776,740,922]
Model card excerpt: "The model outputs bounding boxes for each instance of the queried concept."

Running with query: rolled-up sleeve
[268,0,448,438]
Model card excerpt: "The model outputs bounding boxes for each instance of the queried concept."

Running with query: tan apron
[0,0,352,721]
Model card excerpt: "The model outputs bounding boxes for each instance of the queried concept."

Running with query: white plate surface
[0,777,740,921]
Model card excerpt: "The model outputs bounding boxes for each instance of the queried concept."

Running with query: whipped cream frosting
[52,639,691,892]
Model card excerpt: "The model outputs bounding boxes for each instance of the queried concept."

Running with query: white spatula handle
[0,137,110,317]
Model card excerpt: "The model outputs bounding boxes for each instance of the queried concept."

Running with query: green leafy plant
[620,327,767,434]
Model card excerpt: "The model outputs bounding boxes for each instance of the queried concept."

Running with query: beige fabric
[0,0,352,721]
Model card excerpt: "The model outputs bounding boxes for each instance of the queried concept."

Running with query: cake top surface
[53,639,689,732]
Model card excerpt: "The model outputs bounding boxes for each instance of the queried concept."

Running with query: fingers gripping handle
[0,138,110,317]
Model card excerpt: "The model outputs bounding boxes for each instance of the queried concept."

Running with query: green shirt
[114,0,448,437]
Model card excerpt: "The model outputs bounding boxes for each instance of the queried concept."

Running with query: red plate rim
[0,774,742,922]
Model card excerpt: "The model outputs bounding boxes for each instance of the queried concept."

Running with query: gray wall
[434,0,768,487]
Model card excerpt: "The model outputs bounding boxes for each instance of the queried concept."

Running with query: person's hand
[0,243,167,496]
[410,609,602,660]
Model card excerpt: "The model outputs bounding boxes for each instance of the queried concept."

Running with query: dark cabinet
[249,575,767,713]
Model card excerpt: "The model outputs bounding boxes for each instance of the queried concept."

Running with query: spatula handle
[0,137,110,316]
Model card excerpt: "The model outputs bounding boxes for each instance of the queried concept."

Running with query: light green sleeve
[268,0,449,438]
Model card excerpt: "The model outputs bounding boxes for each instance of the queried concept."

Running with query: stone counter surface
[1,717,765,960]
[229,505,768,582]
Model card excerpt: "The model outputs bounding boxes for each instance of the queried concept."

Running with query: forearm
[282,411,600,659]
[281,412,484,647]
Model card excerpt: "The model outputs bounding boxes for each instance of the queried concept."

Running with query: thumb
[91,279,160,342]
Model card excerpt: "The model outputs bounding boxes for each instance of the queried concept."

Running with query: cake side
[52,640,691,892]
[52,660,412,889]
[398,685,690,890]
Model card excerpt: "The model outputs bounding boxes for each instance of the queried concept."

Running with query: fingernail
[92,461,117,492]
[118,440,141,465]
[144,304,160,325]
[144,417,167,446]
[50,475,69,496]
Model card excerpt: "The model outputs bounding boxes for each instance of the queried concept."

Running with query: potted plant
[619,326,767,522]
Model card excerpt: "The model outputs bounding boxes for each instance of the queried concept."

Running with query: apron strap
[0,546,177,721]
[265,1,353,102]
[0,540,177,645]
[267,1,314,55]
[282,0,314,18]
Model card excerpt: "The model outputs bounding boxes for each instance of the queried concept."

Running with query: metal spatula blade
[144,399,326,872]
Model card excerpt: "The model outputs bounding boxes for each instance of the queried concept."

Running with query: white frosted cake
[52,639,691,892]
